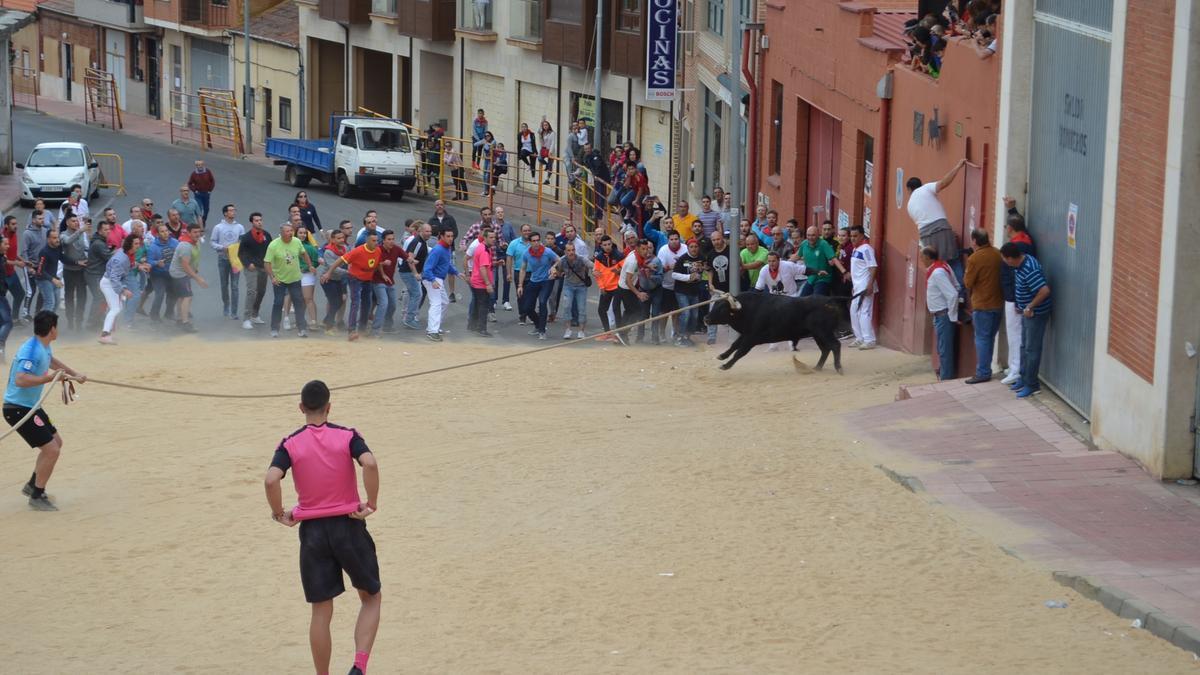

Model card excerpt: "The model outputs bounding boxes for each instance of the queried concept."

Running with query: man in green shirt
[264,223,308,338]
[740,233,769,289]
[799,225,844,297]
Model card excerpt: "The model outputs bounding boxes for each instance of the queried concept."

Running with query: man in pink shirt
[468,228,496,337]
[265,380,381,675]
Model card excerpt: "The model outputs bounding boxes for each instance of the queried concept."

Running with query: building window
[511,0,544,42]
[619,0,641,31]
[684,0,695,54]
[371,0,397,14]
[703,87,724,193]
[130,35,143,81]
[707,0,724,36]
[279,97,292,132]
[770,80,783,176]
[459,0,494,31]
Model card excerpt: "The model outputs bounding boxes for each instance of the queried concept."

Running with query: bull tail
[825,289,869,306]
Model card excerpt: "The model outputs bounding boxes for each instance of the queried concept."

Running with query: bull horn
[728,294,741,311]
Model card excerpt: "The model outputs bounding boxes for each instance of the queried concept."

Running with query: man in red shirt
[468,229,496,337]
[265,380,380,675]
[187,159,215,226]
[371,229,410,337]
[322,231,381,341]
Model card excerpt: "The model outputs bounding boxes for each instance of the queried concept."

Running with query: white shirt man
[755,256,803,296]
[210,211,245,257]
[656,234,687,293]
[925,261,959,322]
[58,193,89,224]
[848,228,878,349]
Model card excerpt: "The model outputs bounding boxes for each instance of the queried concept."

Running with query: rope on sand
[83,298,725,400]
[0,371,76,444]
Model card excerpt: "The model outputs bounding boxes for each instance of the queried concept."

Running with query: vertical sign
[646,0,678,100]
[1067,202,1078,249]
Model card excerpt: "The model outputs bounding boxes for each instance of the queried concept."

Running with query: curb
[1052,570,1200,656]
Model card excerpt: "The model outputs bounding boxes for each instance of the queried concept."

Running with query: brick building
[995,0,1200,477]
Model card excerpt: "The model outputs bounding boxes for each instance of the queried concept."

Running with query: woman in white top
[517,122,539,179]
[538,120,557,185]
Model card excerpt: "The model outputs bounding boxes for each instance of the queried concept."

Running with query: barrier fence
[83,68,122,130]
[354,107,622,237]
[169,89,245,157]
[93,153,127,196]
[10,66,38,111]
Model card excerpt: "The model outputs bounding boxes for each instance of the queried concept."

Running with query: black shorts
[3,405,57,448]
[298,515,381,603]
[169,276,192,298]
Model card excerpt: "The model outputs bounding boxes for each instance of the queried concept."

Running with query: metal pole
[594,0,603,152]
[243,0,253,151]
[726,4,744,294]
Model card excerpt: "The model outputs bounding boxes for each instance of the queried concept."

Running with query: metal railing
[169,89,245,156]
[354,108,622,236]
[93,153,128,196]
[181,0,232,28]
[84,68,123,130]
[10,66,38,111]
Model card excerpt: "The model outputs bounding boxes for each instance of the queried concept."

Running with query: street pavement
[8,107,612,347]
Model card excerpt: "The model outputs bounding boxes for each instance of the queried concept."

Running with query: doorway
[262,87,273,139]
[63,43,73,101]
[147,38,160,118]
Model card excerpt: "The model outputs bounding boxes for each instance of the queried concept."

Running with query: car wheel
[336,172,352,198]
[390,190,405,201]
[285,165,311,188]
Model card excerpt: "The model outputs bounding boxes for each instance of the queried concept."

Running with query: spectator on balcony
[473,0,490,30]
[517,122,539,180]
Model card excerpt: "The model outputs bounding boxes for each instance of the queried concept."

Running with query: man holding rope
[265,380,380,675]
[4,310,85,511]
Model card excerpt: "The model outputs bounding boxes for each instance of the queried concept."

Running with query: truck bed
[265,138,335,173]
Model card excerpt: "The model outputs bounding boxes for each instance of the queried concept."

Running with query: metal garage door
[1025,2,1112,415]
[188,38,229,92]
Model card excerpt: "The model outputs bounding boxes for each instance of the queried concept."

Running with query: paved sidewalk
[853,378,1200,653]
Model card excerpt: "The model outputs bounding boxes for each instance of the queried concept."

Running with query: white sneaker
[270,330,279,338]
[538,332,547,340]
[488,313,497,322]
[251,315,265,325]
[503,302,513,311]
[858,342,877,350]
[282,317,291,331]
[242,319,253,330]
[1000,372,1020,385]
[564,327,573,339]
[576,330,586,339]
[848,339,863,348]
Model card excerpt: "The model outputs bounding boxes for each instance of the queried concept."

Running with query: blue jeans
[194,191,211,221]
[933,313,956,380]
[1019,311,1050,390]
[36,279,57,312]
[6,272,26,319]
[563,284,587,327]
[971,309,1002,379]
[637,287,664,340]
[676,291,700,336]
[0,291,11,348]
[399,272,421,325]
[346,277,374,332]
[800,279,830,297]
[121,276,143,328]
[270,280,306,332]
[524,279,552,333]
[217,256,239,316]
[372,284,395,331]
[321,279,345,327]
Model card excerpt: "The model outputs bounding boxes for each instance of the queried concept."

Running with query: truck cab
[265,115,419,200]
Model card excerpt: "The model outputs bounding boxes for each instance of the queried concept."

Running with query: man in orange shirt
[322,230,381,341]
[670,201,699,244]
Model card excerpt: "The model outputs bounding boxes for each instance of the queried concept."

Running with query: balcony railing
[457,0,493,33]
[510,0,543,43]
[181,0,232,29]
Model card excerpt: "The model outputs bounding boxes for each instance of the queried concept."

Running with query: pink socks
[354,651,370,672]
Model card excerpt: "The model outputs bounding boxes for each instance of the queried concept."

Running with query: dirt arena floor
[0,336,1195,673]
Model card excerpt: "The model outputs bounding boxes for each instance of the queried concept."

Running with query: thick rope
[0,371,74,444]
[85,297,725,400]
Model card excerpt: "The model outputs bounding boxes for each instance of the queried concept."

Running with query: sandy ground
[0,334,1194,673]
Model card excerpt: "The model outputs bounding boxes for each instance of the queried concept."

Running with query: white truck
[266,115,419,200]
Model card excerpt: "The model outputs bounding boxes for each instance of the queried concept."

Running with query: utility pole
[243,0,253,152]
[726,2,744,294]
[593,0,603,152]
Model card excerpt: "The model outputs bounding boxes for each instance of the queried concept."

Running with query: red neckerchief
[250,227,266,244]
[1010,232,1033,245]
[622,246,633,257]
[925,260,952,282]
[528,244,546,258]
[767,265,779,280]
[328,242,347,257]
[667,241,682,253]
[439,240,451,250]
[180,233,195,245]
[633,249,649,267]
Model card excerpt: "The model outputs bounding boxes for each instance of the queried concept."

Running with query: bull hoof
[836,367,845,375]
[719,362,734,371]
[791,355,814,374]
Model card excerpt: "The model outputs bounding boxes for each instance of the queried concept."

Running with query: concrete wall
[230,35,302,143]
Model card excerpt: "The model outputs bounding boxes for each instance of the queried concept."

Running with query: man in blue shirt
[505,224,532,322]
[517,232,560,340]
[1000,242,1052,399]
[3,310,86,511]
[420,228,462,341]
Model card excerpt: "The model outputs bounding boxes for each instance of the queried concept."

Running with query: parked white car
[17,142,101,206]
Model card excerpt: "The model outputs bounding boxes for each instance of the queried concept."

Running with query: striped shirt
[1014,254,1051,316]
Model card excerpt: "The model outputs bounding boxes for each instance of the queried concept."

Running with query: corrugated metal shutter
[188,38,229,93]
[1025,12,1112,415]
[1035,0,1113,31]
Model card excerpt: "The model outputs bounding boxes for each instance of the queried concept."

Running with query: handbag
[539,146,550,159]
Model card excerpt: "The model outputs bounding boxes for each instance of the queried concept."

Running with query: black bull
[703,291,865,372]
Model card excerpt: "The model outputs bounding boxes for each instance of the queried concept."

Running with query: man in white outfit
[848,225,877,350]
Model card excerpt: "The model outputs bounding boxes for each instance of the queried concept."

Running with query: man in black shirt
[705,230,732,345]
[672,238,706,347]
